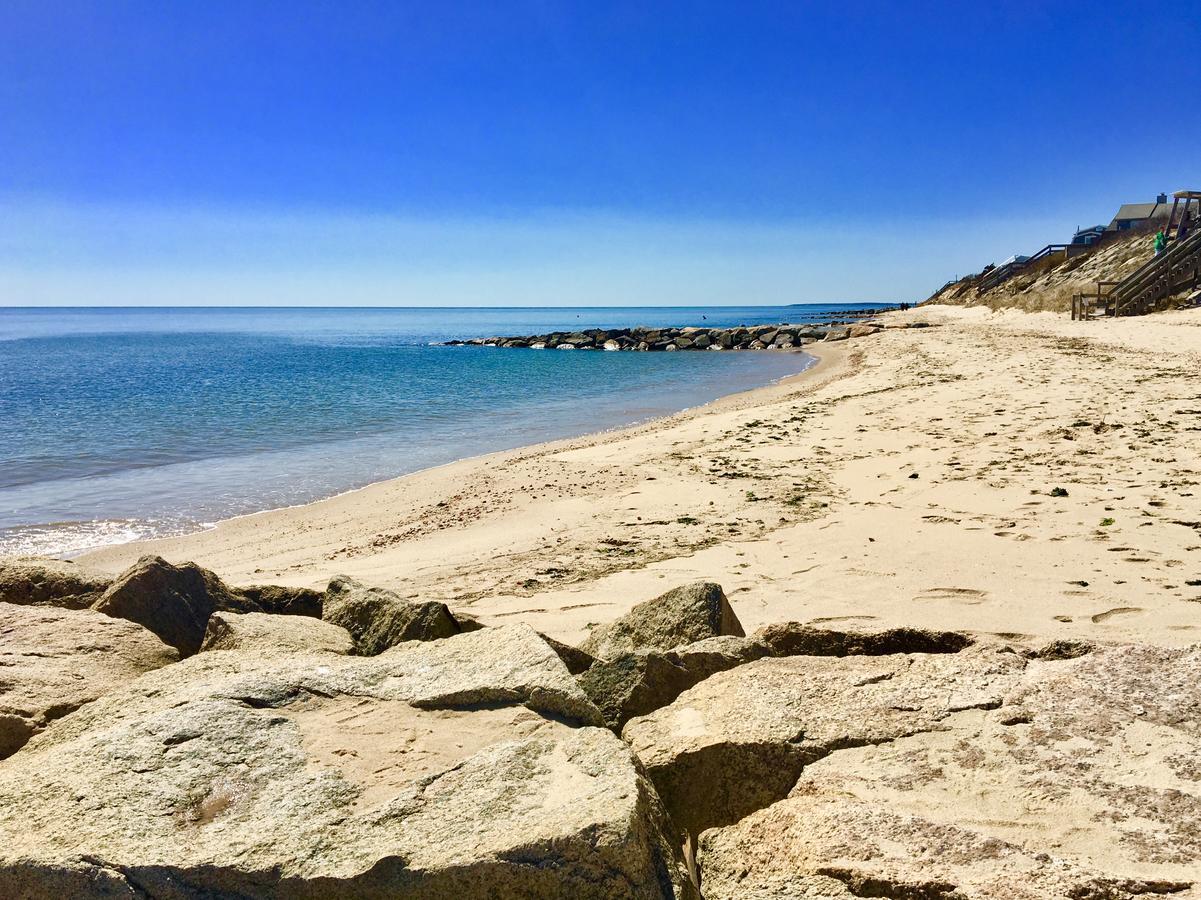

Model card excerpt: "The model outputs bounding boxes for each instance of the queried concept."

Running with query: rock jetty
[1,558,1197,898]
[443,321,887,351]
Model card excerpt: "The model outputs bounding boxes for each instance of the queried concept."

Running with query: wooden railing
[1107,228,1201,316]
[1071,280,1118,320]
[977,243,1087,293]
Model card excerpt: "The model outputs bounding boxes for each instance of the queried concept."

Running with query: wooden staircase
[1072,228,1201,319]
[978,243,1085,294]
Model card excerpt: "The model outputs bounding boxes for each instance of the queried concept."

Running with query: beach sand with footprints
[82,304,1201,653]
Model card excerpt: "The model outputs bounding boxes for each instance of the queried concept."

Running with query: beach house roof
[1106,197,1173,231]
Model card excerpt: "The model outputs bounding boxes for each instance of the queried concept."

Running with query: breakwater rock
[444,321,883,351]
[4,557,1194,897]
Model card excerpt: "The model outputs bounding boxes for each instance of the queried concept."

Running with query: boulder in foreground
[200,611,354,655]
[323,575,461,655]
[0,625,697,898]
[91,555,261,656]
[0,602,178,758]
[623,648,1026,836]
[0,558,114,610]
[698,643,1201,898]
[581,581,744,660]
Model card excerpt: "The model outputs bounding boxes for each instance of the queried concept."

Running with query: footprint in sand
[1090,607,1143,624]
[913,587,988,605]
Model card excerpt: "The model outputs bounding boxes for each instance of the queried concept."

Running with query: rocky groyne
[444,320,893,351]
[1,555,1197,897]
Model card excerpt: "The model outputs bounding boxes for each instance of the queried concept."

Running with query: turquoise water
[0,305,887,556]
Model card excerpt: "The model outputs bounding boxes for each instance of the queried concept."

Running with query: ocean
[0,304,889,557]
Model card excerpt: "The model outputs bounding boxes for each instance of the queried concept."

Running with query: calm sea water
[0,305,888,557]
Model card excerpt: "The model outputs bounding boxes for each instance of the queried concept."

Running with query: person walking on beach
[1154,229,1167,256]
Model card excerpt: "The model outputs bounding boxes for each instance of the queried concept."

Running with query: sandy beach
[79,305,1201,651]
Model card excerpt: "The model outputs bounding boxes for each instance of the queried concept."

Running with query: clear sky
[2,1,1198,307]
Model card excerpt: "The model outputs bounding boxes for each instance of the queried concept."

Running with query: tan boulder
[0,625,698,898]
[847,323,881,338]
[622,648,1026,837]
[697,643,1201,898]
[322,575,461,655]
[0,602,178,758]
[200,611,354,655]
[581,582,744,660]
[91,555,261,656]
[0,557,113,610]
[581,624,972,732]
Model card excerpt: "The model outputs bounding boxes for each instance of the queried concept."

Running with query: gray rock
[0,625,698,898]
[697,644,1201,899]
[753,622,973,657]
[580,624,974,733]
[200,611,354,655]
[578,636,768,731]
[322,576,461,655]
[538,633,596,675]
[238,584,324,618]
[623,648,1026,837]
[91,555,261,657]
[453,612,488,632]
[581,582,744,661]
[0,558,114,610]
[0,602,178,759]
[579,652,694,732]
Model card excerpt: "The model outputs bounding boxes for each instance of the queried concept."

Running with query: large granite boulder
[581,624,971,732]
[323,576,461,655]
[0,602,178,759]
[0,558,114,610]
[697,644,1201,899]
[91,555,261,656]
[0,625,698,898]
[200,611,354,655]
[581,582,744,660]
[623,648,1026,837]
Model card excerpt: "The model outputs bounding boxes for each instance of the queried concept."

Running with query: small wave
[0,519,178,559]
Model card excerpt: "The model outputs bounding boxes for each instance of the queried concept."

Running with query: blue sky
[2,1,1197,306]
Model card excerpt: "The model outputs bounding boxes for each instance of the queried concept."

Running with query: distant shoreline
[4,310,832,559]
[77,344,831,572]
